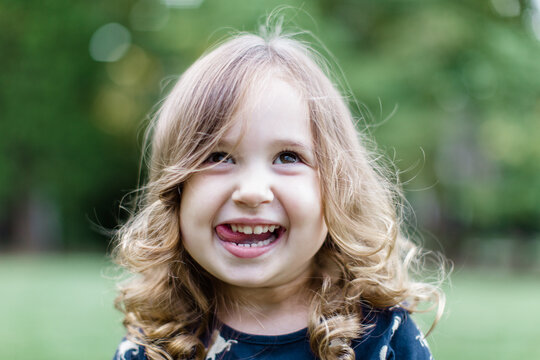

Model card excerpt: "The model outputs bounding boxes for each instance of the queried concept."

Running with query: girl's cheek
[190,175,233,204]
[281,175,323,212]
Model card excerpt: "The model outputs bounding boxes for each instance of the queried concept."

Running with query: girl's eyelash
[275,149,304,164]
[204,149,308,165]
[205,151,234,164]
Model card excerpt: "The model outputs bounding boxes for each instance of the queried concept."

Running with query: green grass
[1,255,539,359]
[415,267,540,359]
[0,254,124,360]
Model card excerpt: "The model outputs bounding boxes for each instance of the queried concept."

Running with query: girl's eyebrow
[215,139,236,149]
[217,139,314,153]
[274,139,314,153]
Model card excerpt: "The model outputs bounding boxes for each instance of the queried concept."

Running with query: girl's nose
[231,173,274,208]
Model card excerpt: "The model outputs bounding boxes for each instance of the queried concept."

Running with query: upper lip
[217,218,283,227]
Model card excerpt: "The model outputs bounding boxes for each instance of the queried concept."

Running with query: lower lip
[218,232,282,259]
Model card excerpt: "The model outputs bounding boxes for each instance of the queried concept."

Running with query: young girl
[113,23,444,360]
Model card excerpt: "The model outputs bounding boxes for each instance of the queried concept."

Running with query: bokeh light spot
[92,87,139,134]
[106,46,151,87]
[490,0,521,17]
[89,23,132,62]
[161,0,204,9]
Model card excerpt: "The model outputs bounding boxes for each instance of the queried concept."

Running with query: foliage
[0,0,539,251]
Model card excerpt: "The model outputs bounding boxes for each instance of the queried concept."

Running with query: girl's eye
[205,152,234,164]
[274,151,300,164]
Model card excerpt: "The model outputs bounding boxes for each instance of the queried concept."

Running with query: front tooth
[254,225,263,234]
[243,226,253,234]
[231,224,238,232]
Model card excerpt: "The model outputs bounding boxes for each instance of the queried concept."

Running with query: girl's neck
[216,275,313,336]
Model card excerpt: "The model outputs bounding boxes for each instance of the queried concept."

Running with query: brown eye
[205,152,234,164]
[275,151,300,164]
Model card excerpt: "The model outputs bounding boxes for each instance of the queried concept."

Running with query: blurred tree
[0,0,139,250]
[0,0,538,258]
[316,0,540,255]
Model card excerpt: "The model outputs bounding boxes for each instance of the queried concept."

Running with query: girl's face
[179,78,328,290]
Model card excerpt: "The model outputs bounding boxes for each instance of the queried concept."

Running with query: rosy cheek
[184,176,231,214]
[285,178,323,216]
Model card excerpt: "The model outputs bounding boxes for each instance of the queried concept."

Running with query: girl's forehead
[240,69,305,106]
[219,78,313,148]
[236,77,307,120]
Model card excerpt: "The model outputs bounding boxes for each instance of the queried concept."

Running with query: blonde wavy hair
[113,23,445,360]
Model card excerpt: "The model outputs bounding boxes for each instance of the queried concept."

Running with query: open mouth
[215,223,285,248]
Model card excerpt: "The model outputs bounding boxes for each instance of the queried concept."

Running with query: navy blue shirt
[114,308,432,359]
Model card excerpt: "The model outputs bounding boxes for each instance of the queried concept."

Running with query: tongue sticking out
[216,224,274,244]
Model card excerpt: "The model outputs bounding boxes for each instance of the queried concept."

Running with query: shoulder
[113,338,147,360]
[353,307,433,360]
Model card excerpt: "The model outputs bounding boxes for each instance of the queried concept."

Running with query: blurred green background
[1,0,539,358]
